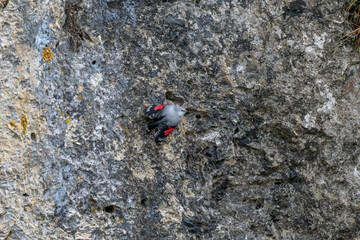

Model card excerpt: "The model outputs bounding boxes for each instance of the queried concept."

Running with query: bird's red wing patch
[164,127,175,136]
[154,104,166,111]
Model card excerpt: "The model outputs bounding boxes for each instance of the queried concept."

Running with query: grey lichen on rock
[0,0,360,239]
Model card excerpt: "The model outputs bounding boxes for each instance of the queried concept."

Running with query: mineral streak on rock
[0,0,359,239]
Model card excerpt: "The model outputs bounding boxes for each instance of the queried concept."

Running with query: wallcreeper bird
[144,104,187,143]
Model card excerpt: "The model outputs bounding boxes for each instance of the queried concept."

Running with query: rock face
[0,0,359,239]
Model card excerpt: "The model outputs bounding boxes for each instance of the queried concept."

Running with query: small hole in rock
[289,169,297,179]
[234,127,239,134]
[255,200,264,209]
[165,91,184,104]
[195,115,201,119]
[31,133,36,140]
[141,198,147,206]
[92,60,96,65]
[104,205,115,213]
[23,193,29,197]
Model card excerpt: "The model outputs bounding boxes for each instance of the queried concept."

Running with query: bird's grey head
[174,105,187,117]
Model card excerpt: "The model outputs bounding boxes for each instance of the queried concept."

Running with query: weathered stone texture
[1,0,360,239]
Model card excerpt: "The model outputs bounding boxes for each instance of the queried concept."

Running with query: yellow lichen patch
[125,129,129,134]
[65,112,69,116]
[60,112,63,117]
[38,216,42,220]
[9,120,20,130]
[42,46,53,61]
[116,218,122,223]
[65,118,72,124]
[42,108,46,112]
[78,95,82,100]
[20,115,28,135]
[119,124,123,129]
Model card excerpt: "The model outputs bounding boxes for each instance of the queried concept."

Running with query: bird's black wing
[154,123,176,143]
[144,104,166,120]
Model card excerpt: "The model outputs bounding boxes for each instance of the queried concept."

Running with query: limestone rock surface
[1,0,360,239]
